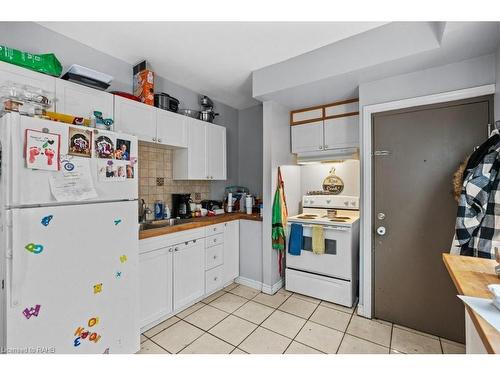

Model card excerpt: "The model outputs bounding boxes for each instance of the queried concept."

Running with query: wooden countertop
[442,253,500,354]
[139,213,262,240]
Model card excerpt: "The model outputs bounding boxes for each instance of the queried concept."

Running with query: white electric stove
[285,193,360,307]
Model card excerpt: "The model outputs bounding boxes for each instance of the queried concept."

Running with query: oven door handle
[299,224,349,232]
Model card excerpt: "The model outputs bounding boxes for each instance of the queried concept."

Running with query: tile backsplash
[138,141,210,209]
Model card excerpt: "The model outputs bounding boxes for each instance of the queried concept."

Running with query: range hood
[297,147,359,164]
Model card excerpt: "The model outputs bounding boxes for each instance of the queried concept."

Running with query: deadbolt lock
[376,226,386,236]
[377,213,386,220]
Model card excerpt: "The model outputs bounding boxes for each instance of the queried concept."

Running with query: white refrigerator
[0,113,139,354]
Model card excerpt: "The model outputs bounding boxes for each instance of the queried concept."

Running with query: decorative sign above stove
[322,167,344,195]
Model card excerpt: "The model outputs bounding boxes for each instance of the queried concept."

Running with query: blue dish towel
[288,223,303,256]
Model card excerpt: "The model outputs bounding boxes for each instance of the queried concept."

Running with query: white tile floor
[138,284,466,354]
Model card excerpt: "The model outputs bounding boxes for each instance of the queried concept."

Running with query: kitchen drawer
[205,233,224,248]
[205,243,223,270]
[285,268,355,307]
[205,223,226,236]
[205,265,224,294]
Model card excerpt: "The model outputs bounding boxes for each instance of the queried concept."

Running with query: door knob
[377,212,386,220]
[376,226,386,236]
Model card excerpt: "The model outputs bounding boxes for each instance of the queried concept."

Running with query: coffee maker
[172,193,192,219]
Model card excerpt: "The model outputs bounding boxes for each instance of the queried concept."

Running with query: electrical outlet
[156,178,164,186]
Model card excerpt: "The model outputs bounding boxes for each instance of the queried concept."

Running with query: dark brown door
[373,96,493,343]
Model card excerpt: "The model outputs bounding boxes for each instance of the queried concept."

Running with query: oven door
[286,224,352,280]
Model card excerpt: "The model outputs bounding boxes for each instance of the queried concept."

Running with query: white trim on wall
[359,84,496,319]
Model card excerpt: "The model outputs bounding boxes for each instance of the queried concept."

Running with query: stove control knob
[310,199,314,204]
[304,199,309,204]
[350,201,356,207]
[344,201,349,206]
[326,198,331,203]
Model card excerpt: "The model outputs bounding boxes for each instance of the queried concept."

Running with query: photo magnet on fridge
[94,135,115,159]
[114,138,131,160]
[68,127,92,158]
[25,129,61,171]
[97,159,127,182]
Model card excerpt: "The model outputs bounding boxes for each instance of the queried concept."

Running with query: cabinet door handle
[158,138,162,143]
[214,277,218,281]
[213,255,217,260]
[318,145,323,150]
[153,137,157,141]
[168,248,173,253]
[324,145,329,148]
[214,238,217,242]
[174,247,179,252]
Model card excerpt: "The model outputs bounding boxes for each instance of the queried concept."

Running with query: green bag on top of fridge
[0,45,62,77]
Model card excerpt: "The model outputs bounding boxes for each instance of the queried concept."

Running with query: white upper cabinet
[290,99,359,154]
[156,108,187,148]
[55,79,114,119]
[291,120,324,153]
[207,124,227,180]
[173,118,227,181]
[114,95,157,142]
[187,118,208,179]
[0,61,56,110]
[324,115,359,150]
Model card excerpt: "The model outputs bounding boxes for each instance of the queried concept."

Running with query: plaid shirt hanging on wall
[453,130,500,259]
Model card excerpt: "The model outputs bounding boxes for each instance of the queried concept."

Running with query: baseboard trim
[235,276,262,291]
[261,278,283,295]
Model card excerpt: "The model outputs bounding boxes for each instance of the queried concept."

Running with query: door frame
[358,84,496,318]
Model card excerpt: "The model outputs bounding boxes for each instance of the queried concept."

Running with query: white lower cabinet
[139,220,242,330]
[205,265,224,294]
[139,247,173,328]
[223,220,240,285]
[173,239,205,310]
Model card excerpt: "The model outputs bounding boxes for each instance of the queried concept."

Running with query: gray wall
[496,46,500,121]
[1,21,241,199]
[262,100,294,289]
[359,53,496,107]
[237,104,263,197]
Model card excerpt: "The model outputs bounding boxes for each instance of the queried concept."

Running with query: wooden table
[443,253,500,354]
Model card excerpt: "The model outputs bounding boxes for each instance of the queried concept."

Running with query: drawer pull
[213,255,217,259]
[214,277,218,281]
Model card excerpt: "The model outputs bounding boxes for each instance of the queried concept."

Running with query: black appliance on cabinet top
[154,93,180,113]
[200,200,223,211]
[172,193,192,219]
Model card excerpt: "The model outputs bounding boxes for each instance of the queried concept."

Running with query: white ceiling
[38,22,387,109]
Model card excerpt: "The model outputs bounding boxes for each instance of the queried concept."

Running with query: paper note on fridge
[458,295,500,332]
[49,156,98,202]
